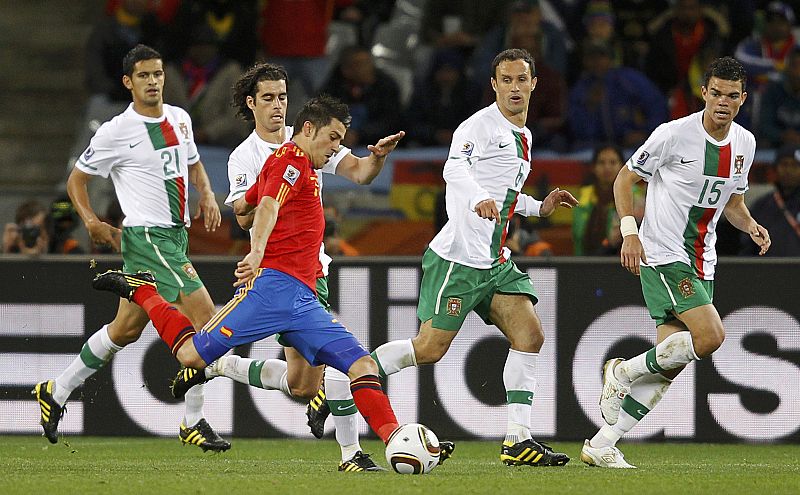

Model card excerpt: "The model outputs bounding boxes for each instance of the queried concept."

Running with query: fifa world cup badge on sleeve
[235,174,247,187]
[283,165,300,185]
[636,151,650,166]
[460,141,475,157]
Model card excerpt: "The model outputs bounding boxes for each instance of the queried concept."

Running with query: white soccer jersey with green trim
[225,127,350,275]
[429,103,536,269]
[76,103,199,228]
[628,111,755,279]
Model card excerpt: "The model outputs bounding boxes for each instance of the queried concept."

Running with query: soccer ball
[384,423,441,474]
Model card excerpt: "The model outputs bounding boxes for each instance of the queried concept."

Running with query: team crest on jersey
[179,122,189,139]
[446,297,462,317]
[283,164,300,185]
[734,155,744,174]
[83,147,95,160]
[677,277,695,298]
[460,141,475,157]
[181,263,198,280]
[235,174,247,187]
[636,151,650,166]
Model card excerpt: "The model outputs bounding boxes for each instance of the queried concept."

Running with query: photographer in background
[2,200,50,255]
[49,196,84,255]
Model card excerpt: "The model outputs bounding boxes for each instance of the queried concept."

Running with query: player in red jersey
[93,96,402,444]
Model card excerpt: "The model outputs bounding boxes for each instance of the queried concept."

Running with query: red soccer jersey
[244,142,323,292]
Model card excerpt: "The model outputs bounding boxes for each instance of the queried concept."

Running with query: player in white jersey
[581,57,771,469]
[33,45,229,452]
[369,49,577,466]
[168,62,411,471]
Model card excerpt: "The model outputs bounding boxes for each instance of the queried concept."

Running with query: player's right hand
[474,198,500,222]
[87,221,121,252]
[620,235,647,276]
[233,251,260,287]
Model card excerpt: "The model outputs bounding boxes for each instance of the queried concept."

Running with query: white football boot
[580,440,636,469]
[599,358,630,425]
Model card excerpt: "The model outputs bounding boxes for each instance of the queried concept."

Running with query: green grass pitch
[1,436,798,494]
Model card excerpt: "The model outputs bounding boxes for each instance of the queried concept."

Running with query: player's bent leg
[490,293,544,353]
[283,347,328,437]
[285,347,324,399]
[106,300,151,346]
[677,304,725,358]
[410,320,458,365]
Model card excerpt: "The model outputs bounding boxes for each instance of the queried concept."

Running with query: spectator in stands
[320,46,402,148]
[260,0,350,99]
[470,0,569,81]
[571,144,644,255]
[645,0,729,97]
[740,145,800,256]
[48,197,84,255]
[421,0,509,53]
[759,48,800,148]
[735,2,798,94]
[163,25,249,148]
[3,200,50,255]
[86,0,161,105]
[163,0,257,68]
[568,1,623,83]
[405,49,481,147]
[507,216,554,257]
[568,41,668,150]
[611,0,670,72]
[511,7,568,150]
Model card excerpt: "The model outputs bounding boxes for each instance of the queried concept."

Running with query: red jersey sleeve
[259,143,311,206]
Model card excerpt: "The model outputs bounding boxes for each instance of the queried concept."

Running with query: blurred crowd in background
[5,0,800,257]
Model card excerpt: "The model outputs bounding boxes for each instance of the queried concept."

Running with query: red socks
[132,285,195,355]
[350,375,399,443]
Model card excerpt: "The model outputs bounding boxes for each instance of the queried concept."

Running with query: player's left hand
[233,251,260,287]
[368,131,405,157]
[539,188,579,217]
[195,192,221,232]
[749,223,771,256]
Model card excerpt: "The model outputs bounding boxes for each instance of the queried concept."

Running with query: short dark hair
[232,63,289,122]
[122,44,162,77]
[591,143,624,165]
[291,95,351,137]
[491,48,536,79]
[703,56,747,92]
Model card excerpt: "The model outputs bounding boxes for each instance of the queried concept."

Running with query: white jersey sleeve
[443,119,493,210]
[76,123,118,178]
[627,122,674,181]
[321,145,350,175]
[225,146,257,206]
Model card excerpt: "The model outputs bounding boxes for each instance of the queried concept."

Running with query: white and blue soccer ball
[384,423,441,474]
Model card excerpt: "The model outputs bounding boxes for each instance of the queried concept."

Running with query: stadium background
[1,1,799,445]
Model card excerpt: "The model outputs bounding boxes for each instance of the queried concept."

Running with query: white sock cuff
[99,325,123,353]
[279,370,291,397]
[406,338,417,367]
[508,348,539,359]
[324,365,350,383]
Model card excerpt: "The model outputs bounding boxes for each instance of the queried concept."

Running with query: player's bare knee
[411,337,448,365]
[106,324,143,346]
[347,355,378,379]
[508,326,544,353]
[176,347,206,370]
[288,383,317,400]
[693,325,725,358]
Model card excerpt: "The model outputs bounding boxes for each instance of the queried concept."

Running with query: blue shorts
[192,268,368,373]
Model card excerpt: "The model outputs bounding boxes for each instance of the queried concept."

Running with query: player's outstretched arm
[188,160,221,232]
[724,193,771,255]
[538,187,579,217]
[336,131,406,185]
[67,167,121,251]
